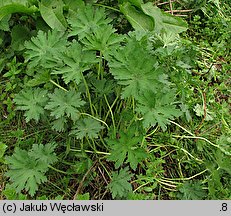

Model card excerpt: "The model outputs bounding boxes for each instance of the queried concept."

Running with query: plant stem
[80,112,109,130]
[48,165,68,175]
[70,148,110,155]
[49,79,68,92]
[80,72,94,115]
[104,94,116,136]
[93,3,120,12]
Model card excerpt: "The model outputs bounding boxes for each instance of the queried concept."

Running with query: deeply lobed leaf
[107,130,147,170]
[5,148,48,196]
[14,88,48,122]
[52,41,97,84]
[107,167,133,199]
[45,88,85,121]
[70,117,104,139]
[68,4,112,40]
[136,91,182,131]
[108,39,167,98]
[24,30,66,69]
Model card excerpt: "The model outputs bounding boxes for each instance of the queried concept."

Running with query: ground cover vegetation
[0,0,230,200]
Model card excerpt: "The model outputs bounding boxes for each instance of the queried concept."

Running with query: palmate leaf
[29,142,58,165]
[108,39,167,99]
[70,117,104,139]
[14,88,48,122]
[107,130,147,170]
[51,116,67,132]
[26,69,50,87]
[81,25,125,54]
[5,143,57,196]
[91,78,115,97]
[52,41,97,84]
[68,4,112,40]
[45,88,85,121]
[5,148,48,196]
[107,167,133,199]
[24,30,66,69]
[136,91,182,131]
[177,180,207,200]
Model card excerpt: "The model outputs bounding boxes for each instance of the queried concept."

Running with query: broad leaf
[14,88,48,122]
[5,148,48,196]
[120,2,154,32]
[141,3,188,34]
[0,14,10,31]
[39,0,67,31]
[68,4,112,40]
[52,41,97,84]
[107,167,133,199]
[108,39,166,98]
[107,130,147,170]
[136,91,182,131]
[45,88,85,121]
[0,0,38,21]
[70,117,104,139]
[24,30,66,69]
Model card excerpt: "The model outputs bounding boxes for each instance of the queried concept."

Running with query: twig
[169,0,173,15]
[172,14,188,17]
[195,91,207,133]
[73,162,97,200]
[98,166,109,184]
[158,1,175,6]
[165,9,193,13]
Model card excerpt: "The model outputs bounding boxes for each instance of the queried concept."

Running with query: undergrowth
[0,0,230,200]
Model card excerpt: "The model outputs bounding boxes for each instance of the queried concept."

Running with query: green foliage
[3,184,27,200]
[68,4,112,40]
[14,88,48,122]
[141,3,188,34]
[24,30,66,69]
[120,2,154,32]
[0,142,7,163]
[107,167,133,199]
[119,1,188,33]
[70,117,104,139]
[45,88,85,122]
[52,42,97,84]
[29,142,58,164]
[0,0,230,200]
[5,143,58,196]
[108,39,165,98]
[11,25,32,51]
[107,129,147,170]
[0,0,38,21]
[177,180,207,200]
[39,0,67,31]
[136,91,182,131]
[81,25,125,54]
[75,193,90,200]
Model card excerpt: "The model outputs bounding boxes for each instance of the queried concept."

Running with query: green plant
[0,0,230,200]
